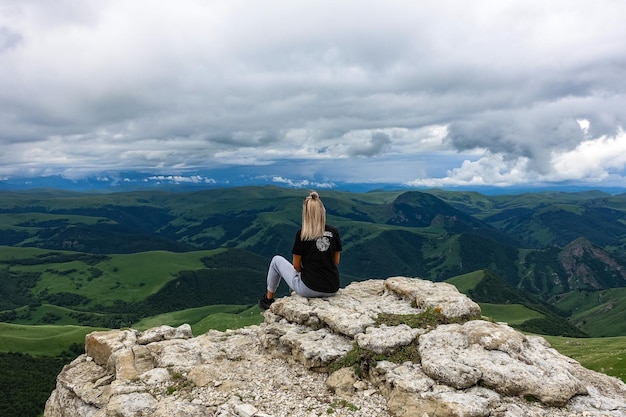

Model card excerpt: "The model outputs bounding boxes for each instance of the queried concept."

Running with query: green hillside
[445,270,485,293]
[553,288,626,337]
[545,335,626,382]
[0,322,99,357]
[479,303,545,324]
[3,186,626,336]
[447,269,587,337]
[125,304,265,335]
[3,186,626,289]
[3,186,626,417]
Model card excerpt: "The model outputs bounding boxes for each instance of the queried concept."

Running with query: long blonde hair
[300,191,326,241]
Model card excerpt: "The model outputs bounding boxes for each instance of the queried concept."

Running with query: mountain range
[3,185,626,417]
[1,185,626,336]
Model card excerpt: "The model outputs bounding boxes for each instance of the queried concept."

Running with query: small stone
[234,403,258,417]
[326,367,357,397]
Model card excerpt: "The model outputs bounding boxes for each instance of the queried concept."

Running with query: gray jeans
[266,255,336,297]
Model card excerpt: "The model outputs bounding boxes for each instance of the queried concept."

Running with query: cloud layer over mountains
[1,1,625,188]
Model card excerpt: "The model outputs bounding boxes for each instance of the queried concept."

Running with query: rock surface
[44,277,626,417]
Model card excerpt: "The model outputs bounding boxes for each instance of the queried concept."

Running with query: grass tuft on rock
[330,307,482,376]
[376,307,481,330]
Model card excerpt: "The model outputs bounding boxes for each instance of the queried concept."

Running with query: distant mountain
[447,269,587,338]
[2,185,626,337]
[559,238,626,289]
[0,172,413,193]
[386,191,517,245]
[3,172,626,195]
[3,186,626,285]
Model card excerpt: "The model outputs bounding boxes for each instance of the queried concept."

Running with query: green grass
[446,270,485,293]
[0,304,264,357]
[134,304,264,334]
[0,246,58,260]
[4,248,221,307]
[10,304,96,326]
[0,212,113,228]
[0,323,103,356]
[554,288,626,337]
[479,303,545,324]
[191,306,265,334]
[545,335,626,382]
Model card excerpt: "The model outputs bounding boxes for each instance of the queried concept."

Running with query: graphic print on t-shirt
[315,230,333,252]
[316,236,330,251]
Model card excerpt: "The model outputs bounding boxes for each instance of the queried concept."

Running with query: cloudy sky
[1,0,625,190]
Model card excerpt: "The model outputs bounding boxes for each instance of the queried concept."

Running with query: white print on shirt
[316,236,331,252]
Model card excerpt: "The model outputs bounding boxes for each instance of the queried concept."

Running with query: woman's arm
[292,254,302,272]
[334,251,341,266]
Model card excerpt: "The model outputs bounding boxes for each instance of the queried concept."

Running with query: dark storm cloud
[346,132,392,157]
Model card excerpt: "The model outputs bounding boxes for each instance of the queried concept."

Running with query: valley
[1,186,626,416]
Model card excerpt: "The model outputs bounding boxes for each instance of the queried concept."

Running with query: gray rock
[384,276,482,319]
[326,367,358,397]
[136,324,192,345]
[85,328,137,368]
[355,324,423,354]
[107,392,157,416]
[418,321,588,406]
[45,277,626,417]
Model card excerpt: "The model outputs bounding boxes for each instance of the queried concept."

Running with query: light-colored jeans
[266,255,336,297]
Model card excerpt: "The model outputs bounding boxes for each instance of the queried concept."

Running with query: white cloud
[550,129,626,181]
[409,126,626,188]
[147,175,216,184]
[407,153,532,188]
[1,0,625,189]
[271,176,334,189]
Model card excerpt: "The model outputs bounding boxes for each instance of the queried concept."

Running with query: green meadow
[445,270,484,293]
[554,287,626,337]
[134,304,264,334]
[4,248,221,307]
[479,303,545,324]
[0,322,102,357]
[546,335,626,382]
[0,305,265,357]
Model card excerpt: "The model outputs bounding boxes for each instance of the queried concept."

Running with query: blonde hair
[300,191,326,241]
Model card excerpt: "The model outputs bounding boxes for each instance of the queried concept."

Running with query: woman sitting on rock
[259,191,342,310]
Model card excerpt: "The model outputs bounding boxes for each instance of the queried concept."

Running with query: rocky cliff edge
[44,277,626,417]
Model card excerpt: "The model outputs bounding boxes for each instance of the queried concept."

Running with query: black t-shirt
[292,225,342,293]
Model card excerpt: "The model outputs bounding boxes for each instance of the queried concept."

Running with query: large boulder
[45,278,626,417]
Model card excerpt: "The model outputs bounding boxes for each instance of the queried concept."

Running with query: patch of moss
[329,341,421,377]
[330,308,481,376]
[329,344,382,377]
[391,341,421,363]
[524,394,538,403]
[327,398,359,413]
[376,307,481,330]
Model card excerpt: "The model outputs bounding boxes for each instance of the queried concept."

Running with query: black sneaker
[258,295,275,310]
